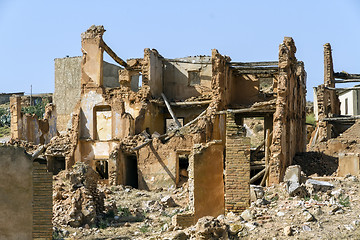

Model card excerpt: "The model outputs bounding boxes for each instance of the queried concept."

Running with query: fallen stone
[245,222,257,231]
[283,226,293,236]
[284,165,301,183]
[303,211,316,222]
[305,179,334,195]
[194,216,228,239]
[241,209,254,221]
[161,196,178,208]
[250,185,264,201]
[287,181,309,198]
[228,221,244,235]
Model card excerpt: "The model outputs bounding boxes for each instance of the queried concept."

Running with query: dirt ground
[52,172,360,240]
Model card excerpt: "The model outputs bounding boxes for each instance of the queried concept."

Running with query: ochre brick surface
[33,162,53,240]
[224,113,250,213]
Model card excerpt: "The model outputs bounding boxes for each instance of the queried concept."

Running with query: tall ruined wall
[211,49,230,110]
[313,43,340,142]
[10,96,57,145]
[269,37,307,184]
[54,56,82,132]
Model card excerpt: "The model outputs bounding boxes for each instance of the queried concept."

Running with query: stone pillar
[81,25,105,87]
[224,112,250,213]
[10,96,21,140]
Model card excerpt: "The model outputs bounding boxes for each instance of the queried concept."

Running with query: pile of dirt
[293,152,338,177]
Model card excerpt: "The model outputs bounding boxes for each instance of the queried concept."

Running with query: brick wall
[32,162,53,239]
[224,112,250,213]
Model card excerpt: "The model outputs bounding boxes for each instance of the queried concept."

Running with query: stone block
[284,165,301,183]
[338,154,360,177]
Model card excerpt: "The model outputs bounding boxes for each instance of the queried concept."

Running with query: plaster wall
[191,142,225,221]
[0,146,32,240]
[163,57,212,101]
[339,90,359,116]
[138,136,194,190]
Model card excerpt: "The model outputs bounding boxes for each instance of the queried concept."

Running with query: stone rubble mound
[53,162,105,227]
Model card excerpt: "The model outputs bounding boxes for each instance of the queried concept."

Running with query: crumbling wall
[269,37,307,184]
[0,146,52,240]
[137,135,195,190]
[313,43,340,142]
[163,56,213,101]
[10,95,57,145]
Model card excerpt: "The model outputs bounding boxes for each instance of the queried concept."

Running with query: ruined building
[11,25,307,224]
[311,43,360,177]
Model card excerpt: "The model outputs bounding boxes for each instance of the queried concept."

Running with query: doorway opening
[95,160,109,179]
[53,156,65,175]
[125,155,138,188]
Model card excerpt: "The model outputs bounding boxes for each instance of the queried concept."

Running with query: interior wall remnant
[188,142,225,221]
[224,112,250,213]
[269,37,307,184]
[312,43,341,143]
[10,95,57,145]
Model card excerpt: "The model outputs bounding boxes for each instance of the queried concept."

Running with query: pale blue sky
[1,0,359,100]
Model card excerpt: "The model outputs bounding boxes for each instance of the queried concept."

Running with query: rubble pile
[53,162,105,228]
[45,133,72,156]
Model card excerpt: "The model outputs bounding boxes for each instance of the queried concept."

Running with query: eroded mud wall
[269,37,307,184]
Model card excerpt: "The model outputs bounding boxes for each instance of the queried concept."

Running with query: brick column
[225,112,250,213]
[32,162,53,239]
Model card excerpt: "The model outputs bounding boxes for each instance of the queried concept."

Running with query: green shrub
[21,98,49,119]
[306,113,316,126]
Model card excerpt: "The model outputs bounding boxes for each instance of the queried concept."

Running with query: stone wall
[10,96,57,145]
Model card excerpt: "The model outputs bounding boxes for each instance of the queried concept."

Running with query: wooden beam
[232,66,278,71]
[250,168,266,184]
[334,79,360,83]
[334,72,360,79]
[100,40,128,69]
[31,145,46,161]
[229,61,278,66]
[170,100,212,106]
[324,116,360,121]
[161,93,182,128]
[232,69,278,75]
[325,86,360,91]
[217,107,275,115]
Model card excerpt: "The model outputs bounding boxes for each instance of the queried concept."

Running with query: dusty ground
[52,172,360,240]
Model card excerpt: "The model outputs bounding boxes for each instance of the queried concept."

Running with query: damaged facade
[11,25,307,224]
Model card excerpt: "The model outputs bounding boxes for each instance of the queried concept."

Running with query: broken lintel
[334,79,360,83]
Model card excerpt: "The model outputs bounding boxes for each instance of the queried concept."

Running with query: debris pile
[53,162,105,227]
